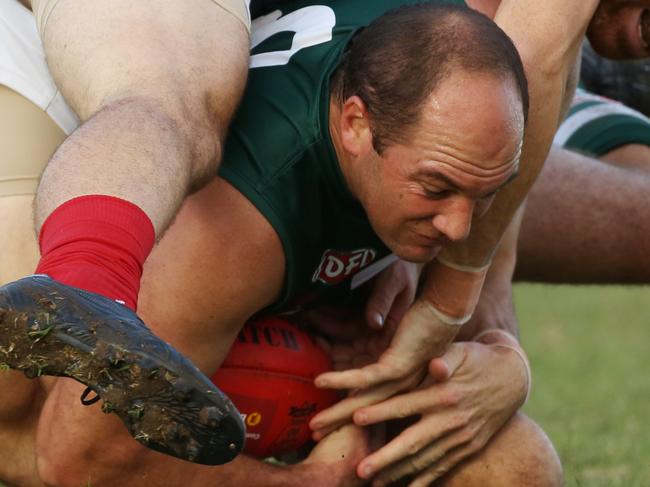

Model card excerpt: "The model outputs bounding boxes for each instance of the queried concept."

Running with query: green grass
[517,284,650,487]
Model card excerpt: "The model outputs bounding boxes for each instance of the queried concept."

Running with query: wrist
[472,328,519,346]
[420,258,490,326]
[473,329,531,403]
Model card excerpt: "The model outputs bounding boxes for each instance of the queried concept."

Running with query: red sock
[35,195,156,311]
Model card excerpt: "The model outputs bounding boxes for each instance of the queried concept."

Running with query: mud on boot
[0,275,245,465]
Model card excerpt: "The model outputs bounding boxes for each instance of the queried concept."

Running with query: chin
[393,244,442,263]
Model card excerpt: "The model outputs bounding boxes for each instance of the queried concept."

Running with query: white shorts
[0,0,78,134]
[0,0,79,196]
[31,0,252,35]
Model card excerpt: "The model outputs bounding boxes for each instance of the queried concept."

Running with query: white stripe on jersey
[554,92,650,146]
[250,6,335,68]
[351,253,399,290]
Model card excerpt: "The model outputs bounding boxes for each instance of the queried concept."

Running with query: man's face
[357,71,523,263]
[588,0,650,59]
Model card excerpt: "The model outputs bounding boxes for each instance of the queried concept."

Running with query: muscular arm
[456,205,524,341]
[439,0,593,264]
[37,386,362,487]
[337,211,531,485]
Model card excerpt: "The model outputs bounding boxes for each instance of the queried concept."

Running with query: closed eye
[422,188,453,200]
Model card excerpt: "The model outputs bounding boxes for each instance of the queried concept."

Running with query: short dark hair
[331,3,529,154]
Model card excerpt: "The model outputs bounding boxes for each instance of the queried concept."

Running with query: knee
[93,93,225,187]
[499,413,563,487]
[441,412,563,487]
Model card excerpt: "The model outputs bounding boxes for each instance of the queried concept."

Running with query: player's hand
[364,259,420,330]
[309,311,421,440]
[312,295,460,431]
[300,423,376,487]
[354,340,529,486]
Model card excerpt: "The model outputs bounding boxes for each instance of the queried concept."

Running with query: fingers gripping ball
[212,317,340,458]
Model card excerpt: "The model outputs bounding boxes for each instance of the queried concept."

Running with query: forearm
[439,0,597,266]
[467,211,532,399]
[36,380,316,487]
[455,205,524,341]
[413,2,596,347]
[180,456,315,487]
[38,435,313,487]
[100,454,309,487]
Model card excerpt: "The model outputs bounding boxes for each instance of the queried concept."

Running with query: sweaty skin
[2,0,644,485]
[0,184,559,487]
[330,73,522,265]
[2,7,553,486]
[310,1,599,484]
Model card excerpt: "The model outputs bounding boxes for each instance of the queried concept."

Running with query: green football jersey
[219,0,465,310]
[555,86,650,156]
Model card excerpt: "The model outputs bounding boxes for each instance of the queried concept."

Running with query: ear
[339,95,374,157]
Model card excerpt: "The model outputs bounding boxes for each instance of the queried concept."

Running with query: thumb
[365,272,406,330]
[428,343,467,381]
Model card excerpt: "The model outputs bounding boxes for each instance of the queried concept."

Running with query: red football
[212,316,340,458]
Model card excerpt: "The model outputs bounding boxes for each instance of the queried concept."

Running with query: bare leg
[0,84,58,486]
[0,85,65,284]
[0,178,283,485]
[0,181,282,485]
[1,0,252,465]
[0,83,56,484]
[35,0,249,231]
[33,177,286,485]
[0,368,46,487]
[0,196,39,283]
[438,412,563,487]
[0,241,44,487]
[516,145,650,283]
[0,79,284,483]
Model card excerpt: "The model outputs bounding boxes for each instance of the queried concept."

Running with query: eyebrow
[419,168,520,198]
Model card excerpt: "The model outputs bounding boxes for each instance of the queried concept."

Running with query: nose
[431,196,474,242]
